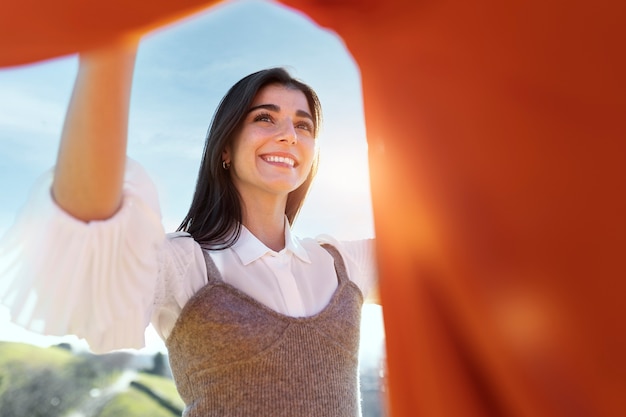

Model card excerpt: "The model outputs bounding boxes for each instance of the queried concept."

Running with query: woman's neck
[240,195,288,252]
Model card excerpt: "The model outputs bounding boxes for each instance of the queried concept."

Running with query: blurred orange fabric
[0,0,217,67]
[2,0,625,416]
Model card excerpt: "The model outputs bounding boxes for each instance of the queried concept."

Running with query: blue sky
[0,0,383,363]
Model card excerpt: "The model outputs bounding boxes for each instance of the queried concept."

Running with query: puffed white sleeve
[316,235,379,303]
[0,158,165,353]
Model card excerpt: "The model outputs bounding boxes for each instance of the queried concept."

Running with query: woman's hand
[52,38,139,221]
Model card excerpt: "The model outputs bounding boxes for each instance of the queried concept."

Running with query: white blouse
[0,159,377,353]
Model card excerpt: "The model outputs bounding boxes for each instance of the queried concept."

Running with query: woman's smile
[260,153,297,168]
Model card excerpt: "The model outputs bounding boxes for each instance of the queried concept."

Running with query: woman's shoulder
[307,234,378,301]
[165,230,195,247]
[311,234,375,255]
[293,233,373,256]
[155,232,207,303]
[159,231,204,272]
[295,234,375,270]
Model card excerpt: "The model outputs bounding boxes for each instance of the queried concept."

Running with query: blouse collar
[232,217,311,265]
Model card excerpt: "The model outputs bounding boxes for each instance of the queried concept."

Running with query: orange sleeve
[0,0,218,67]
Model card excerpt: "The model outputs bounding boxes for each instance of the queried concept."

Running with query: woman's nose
[277,120,297,144]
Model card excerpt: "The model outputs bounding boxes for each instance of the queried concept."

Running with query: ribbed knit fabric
[165,244,364,417]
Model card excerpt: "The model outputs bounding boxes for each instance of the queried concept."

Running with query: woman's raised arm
[52,39,138,221]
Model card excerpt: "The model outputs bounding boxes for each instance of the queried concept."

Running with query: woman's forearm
[52,39,138,221]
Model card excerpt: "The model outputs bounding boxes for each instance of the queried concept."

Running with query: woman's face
[224,83,317,203]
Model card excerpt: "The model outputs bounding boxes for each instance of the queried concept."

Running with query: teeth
[264,155,295,167]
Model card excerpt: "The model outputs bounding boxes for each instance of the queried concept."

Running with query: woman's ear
[222,147,231,164]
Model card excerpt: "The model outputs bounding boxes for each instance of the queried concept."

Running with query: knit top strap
[201,249,223,283]
[321,244,350,283]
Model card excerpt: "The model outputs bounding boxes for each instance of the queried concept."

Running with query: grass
[0,342,184,417]
[135,372,185,410]
[0,341,75,369]
[97,389,177,417]
[0,341,77,400]
[0,342,96,416]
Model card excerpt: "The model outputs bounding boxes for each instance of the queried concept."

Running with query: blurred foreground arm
[52,39,138,221]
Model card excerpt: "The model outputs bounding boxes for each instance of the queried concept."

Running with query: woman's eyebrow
[248,103,279,114]
[248,104,313,121]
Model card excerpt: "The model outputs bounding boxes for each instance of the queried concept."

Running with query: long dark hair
[177,68,322,249]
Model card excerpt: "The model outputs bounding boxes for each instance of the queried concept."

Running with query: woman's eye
[254,113,273,123]
[296,121,314,132]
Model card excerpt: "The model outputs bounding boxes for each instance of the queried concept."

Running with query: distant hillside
[0,342,182,417]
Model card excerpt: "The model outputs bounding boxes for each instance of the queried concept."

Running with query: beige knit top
[165,244,364,417]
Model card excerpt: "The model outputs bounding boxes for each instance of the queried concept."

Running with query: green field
[97,389,177,417]
[0,342,183,417]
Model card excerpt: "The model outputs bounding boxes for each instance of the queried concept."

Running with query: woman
[0,41,377,416]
